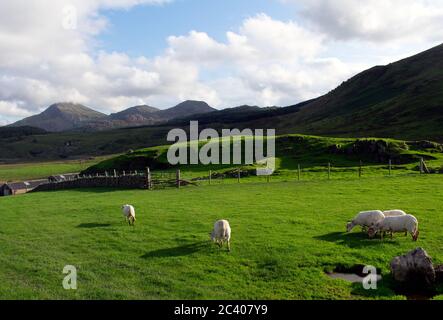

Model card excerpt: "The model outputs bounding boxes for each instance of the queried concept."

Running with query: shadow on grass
[314,232,399,248]
[141,241,208,259]
[77,223,112,228]
[350,275,399,299]
[69,188,133,194]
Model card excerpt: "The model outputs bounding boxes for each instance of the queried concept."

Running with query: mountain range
[1,43,443,161]
[9,100,216,132]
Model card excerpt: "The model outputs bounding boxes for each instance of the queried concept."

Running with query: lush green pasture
[0,156,113,182]
[1,175,443,300]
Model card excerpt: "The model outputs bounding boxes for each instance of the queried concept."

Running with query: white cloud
[0,101,34,125]
[0,1,442,124]
[291,0,443,43]
[0,0,173,116]
[163,14,357,107]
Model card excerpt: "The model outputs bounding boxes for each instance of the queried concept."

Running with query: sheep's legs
[412,230,419,241]
[227,241,231,252]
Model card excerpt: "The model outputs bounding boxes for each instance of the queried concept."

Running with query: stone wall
[31,175,148,192]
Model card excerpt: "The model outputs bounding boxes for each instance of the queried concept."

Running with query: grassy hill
[0,126,47,139]
[82,135,443,178]
[242,44,443,141]
[0,156,114,182]
[0,125,174,162]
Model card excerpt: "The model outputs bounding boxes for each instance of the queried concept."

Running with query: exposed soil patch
[326,264,382,284]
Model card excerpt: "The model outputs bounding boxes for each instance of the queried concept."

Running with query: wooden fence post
[146,167,152,190]
[420,157,424,174]
[237,168,241,183]
[298,164,301,181]
[176,169,181,189]
[114,169,117,177]
[209,170,212,185]
[389,159,392,176]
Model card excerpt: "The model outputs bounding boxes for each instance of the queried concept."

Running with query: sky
[1,0,443,125]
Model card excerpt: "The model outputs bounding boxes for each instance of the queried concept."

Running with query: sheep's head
[346,222,353,233]
[367,222,381,238]
[367,227,377,238]
[210,230,216,242]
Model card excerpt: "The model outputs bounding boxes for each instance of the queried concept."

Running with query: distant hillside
[0,126,47,139]
[81,134,443,174]
[168,103,312,125]
[252,43,443,141]
[9,103,106,132]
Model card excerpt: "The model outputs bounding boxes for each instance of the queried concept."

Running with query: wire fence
[77,157,439,190]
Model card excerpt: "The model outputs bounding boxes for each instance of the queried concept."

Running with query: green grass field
[1,174,443,300]
[0,156,114,182]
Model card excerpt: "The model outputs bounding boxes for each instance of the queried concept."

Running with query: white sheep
[368,214,419,241]
[122,204,136,226]
[210,220,231,251]
[346,210,385,233]
[383,209,407,217]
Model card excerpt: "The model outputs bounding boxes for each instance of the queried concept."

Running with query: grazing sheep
[368,214,419,241]
[346,210,385,233]
[122,204,136,226]
[383,209,407,217]
[210,220,231,251]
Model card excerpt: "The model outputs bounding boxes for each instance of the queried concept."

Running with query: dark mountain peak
[231,105,261,111]
[43,102,106,118]
[107,105,161,126]
[158,100,216,119]
[130,105,159,113]
[174,100,214,111]
[47,102,82,111]
[181,99,207,104]
[9,102,106,132]
[110,105,160,120]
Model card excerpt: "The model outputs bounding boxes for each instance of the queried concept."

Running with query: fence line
[7,156,438,196]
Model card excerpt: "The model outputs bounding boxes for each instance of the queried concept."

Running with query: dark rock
[390,248,436,291]
[435,265,443,283]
